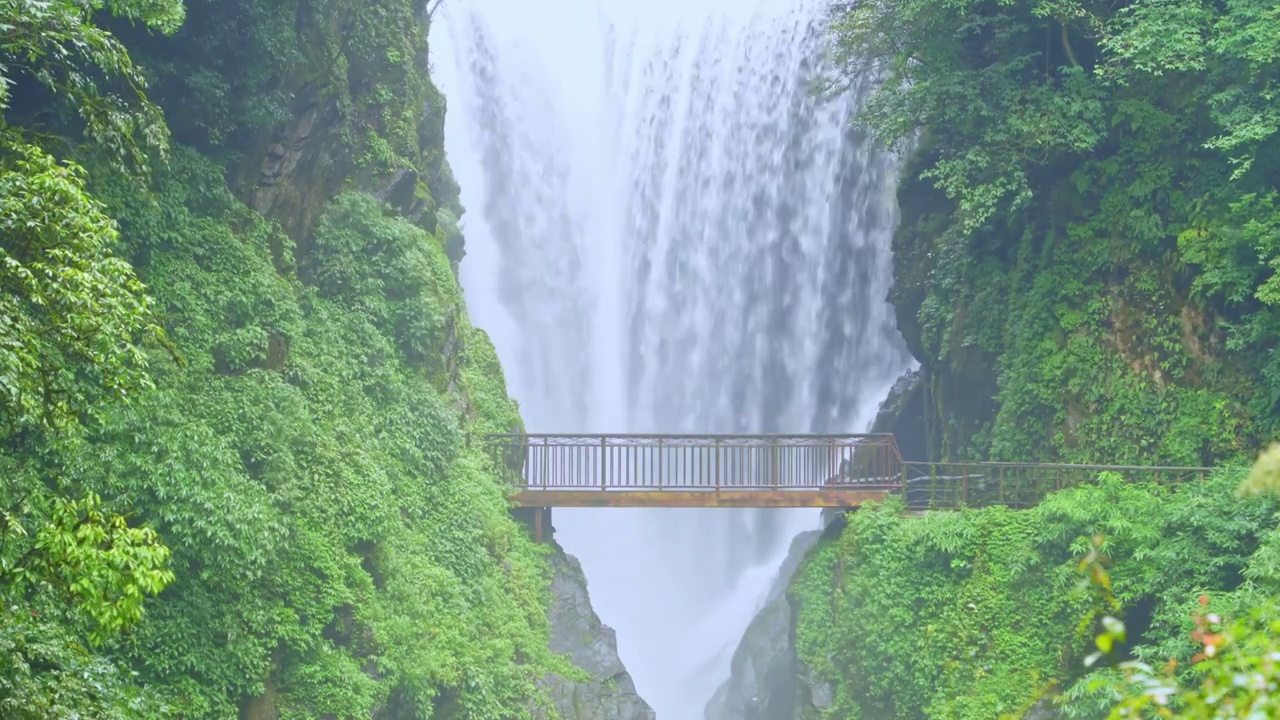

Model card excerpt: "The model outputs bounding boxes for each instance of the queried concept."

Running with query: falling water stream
[432,1,913,716]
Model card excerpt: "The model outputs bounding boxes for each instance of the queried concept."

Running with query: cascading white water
[432,1,913,717]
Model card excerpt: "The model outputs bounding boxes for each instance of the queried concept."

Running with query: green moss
[124,0,437,169]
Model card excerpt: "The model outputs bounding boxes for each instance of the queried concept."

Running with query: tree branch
[1060,22,1080,69]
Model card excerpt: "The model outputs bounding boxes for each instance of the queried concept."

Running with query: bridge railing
[901,462,1215,510]
[485,434,905,491]
[486,434,1222,508]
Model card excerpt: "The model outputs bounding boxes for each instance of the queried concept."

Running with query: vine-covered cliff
[0,1,641,717]
[839,0,1280,465]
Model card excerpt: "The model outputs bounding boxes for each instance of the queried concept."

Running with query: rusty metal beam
[509,489,893,508]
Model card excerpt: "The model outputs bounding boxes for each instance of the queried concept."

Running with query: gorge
[4,0,1280,718]
[433,0,911,716]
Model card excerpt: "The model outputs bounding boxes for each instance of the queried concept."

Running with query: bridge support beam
[534,506,547,543]
[511,506,553,543]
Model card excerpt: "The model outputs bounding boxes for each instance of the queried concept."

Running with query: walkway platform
[488,434,1216,511]
[508,487,895,508]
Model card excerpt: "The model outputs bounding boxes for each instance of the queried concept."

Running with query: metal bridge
[487,434,1215,538]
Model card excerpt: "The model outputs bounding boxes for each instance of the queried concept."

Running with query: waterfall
[432,0,913,717]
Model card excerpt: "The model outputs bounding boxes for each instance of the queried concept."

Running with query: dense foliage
[793,470,1277,719]
[829,0,1280,464]
[2,3,182,716]
[1,0,562,717]
[799,4,1280,711]
[1078,446,1280,717]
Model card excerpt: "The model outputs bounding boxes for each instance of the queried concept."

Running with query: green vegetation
[1,1,562,717]
[7,0,1279,717]
[828,0,1280,464]
[793,471,1278,718]
[1080,446,1280,717]
[792,2,1280,716]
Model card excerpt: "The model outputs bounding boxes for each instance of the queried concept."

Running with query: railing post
[540,436,548,490]
[600,437,607,491]
[900,457,907,499]
[770,437,779,490]
[930,466,938,509]
[715,438,721,491]
[657,438,664,490]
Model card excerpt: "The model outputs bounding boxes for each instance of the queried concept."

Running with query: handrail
[485,433,900,441]
[907,461,1216,473]
[485,434,1228,511]
[485,433,903,491]
[899,460,1221,510]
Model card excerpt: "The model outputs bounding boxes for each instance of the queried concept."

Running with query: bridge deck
[489,434,904,508]
[508,488,896,508]
[488,434,1216,511]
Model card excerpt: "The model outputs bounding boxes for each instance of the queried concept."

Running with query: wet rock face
[539,544,656,720]
[870,366,925,459]
[704,530,821,720]
[709,369,933,720]
[819,365,925,527]
[705,594,797,720]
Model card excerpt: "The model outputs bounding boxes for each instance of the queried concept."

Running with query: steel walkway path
[486,433,1213,523]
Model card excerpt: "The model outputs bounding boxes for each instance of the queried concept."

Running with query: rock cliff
[541,543,657,720]
[710,366,927,720]
[704,530,823,720]
[199,6,655,715]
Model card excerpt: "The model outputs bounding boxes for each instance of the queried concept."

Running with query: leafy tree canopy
[828,0,1280,462]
